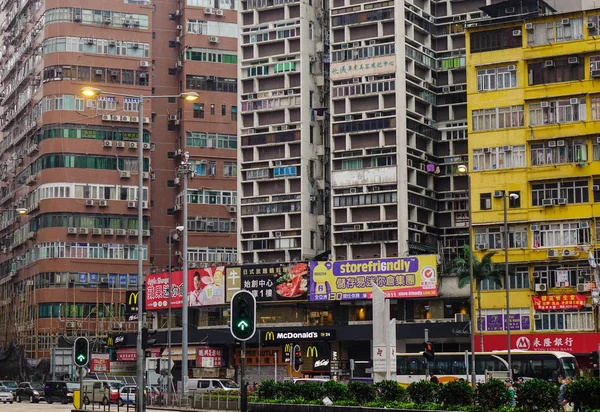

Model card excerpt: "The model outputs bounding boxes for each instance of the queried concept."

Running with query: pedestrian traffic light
[73,337,89,367]
[590,351,599,365]
[230,290,256,341]
[293,344,303,372]
[142,328,157,350]
[423,341,435,361]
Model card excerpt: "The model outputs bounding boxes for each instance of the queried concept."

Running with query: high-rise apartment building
[466,0,600,364]
[0,0,238,359]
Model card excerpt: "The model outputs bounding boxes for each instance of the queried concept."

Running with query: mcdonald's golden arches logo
[284,343,291,353]
[107,337,113,346]
[128,292,138,305]
[306,346,318,358]
[265,331,275,341]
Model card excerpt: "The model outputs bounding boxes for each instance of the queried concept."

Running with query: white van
[188,379,239,393]
[81,380,122,405]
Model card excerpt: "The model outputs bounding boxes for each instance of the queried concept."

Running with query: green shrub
[375,379,408,402]
[294,382,324,402]
[515,378,558,411]
[348,381,377,404]
[439,380,473,407]
[475,378,511,410]
[274,381,297,400]
[407,379,439,404]
[565,377,600,410]
[323,380,349,402]
[256,379,276,400]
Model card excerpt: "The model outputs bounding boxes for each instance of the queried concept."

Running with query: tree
[448,244,503,351]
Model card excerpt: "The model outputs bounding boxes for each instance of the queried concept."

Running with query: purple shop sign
[506,314,521,331]
[521,315,530,330]
[486,314,504,331]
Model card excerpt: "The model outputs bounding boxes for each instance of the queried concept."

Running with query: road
[0,402,156,412]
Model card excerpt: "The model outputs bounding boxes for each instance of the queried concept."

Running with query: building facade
[0,0,238,360]
[466,1,600,368]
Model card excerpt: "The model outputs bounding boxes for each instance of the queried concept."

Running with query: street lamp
[167,225,184,406]
[503,191,519,381]
[15,208,27,215]
[457,164,476,386]
[80,87,198,412]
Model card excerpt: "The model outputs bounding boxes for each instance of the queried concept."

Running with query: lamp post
[168,226,184,406]
[457,164,476,387]
[80,87,198,412]
[503,191,519,381]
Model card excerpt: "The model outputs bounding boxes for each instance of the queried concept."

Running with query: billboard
[146,267,225,310]
[228,262,309,302]
[532,294,586,311]
[309,256,438,301]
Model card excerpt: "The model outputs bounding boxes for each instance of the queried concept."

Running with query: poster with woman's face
[188,266,225,307]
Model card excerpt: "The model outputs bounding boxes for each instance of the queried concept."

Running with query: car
[16,382,45,403]
[0,381,17,400]
[44,381,73,404]
[118,386,136,406]
[188,379,239,393]
[0,385,13,404]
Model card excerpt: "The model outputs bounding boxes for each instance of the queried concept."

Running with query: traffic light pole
[241,340,247,412]
[424,329,430,378]
[79,366,83,406]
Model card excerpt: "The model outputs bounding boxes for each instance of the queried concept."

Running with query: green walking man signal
[74,337,89,367]
[230,290,256,341]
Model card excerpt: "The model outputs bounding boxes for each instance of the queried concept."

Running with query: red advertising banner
[483,332,599,353]
[90,355,110,373]
[196,348,223,368]
[532,294,586,310]
[146,267,225,310]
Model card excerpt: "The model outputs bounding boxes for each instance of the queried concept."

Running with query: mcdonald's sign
[306,346,318,358]
[261,329,335,343]
[265,331,275,341]
[125,291,143,321]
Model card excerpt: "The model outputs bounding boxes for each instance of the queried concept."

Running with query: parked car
[44,381,73,404]
[0,381,17,400]
[0,385,14,404]
[188,379,239,393]
[16,382,45,403]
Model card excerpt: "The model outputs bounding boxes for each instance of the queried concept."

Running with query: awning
[116,348,161,361]
[162,346,198,361]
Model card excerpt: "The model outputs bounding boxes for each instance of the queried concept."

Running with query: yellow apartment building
[466,0,600,368]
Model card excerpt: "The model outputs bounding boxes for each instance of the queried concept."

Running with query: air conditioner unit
[132,42,140,49]
[78,228,89,235]
[562,18,570,25]
[95,69,103,76]
[592,70,600,78]
[205,7,214,14]
[175,9,181,15]
[168,114,178,121]
[142,201,149,209]
[544,60,554,68]
[570,98,579,105]
[67,227,78,234]
[542,198,554,206]
[209,36,220,43]
[593,185,600,191]
[568,57,579,64]
[533,314,542,320]
[216,9,224,15]
[476,244,487,250]
[548,140,556,147]
[92,228,102,235]
[102,114,111,121]
[493,190,504,198]
[581,221,591,229]
[112,322,123,330]
[227,206,237,213]
[176,25,183,30]
[562,249,575,257]
[139,60,150,67]
[175,36,181,43]
[176,61,183,68]
[120,170,131,178]
[577,283,591,292]
[508,65,516,71]
[142,143,151,150]
[116,141,126,148]
[104,228,114,235]
[121,116,131,122]
[66,321,76,328]
[85,200,94,207]
[108,41,117,47]
[557,140,565,146]
[127,201,137,208]
[111,115,122,121]
[143,117,150,123]
[142,172,150,180]
[128,229,138,236]
[512,30,521,36]
[129,142,138,149]
[116,229,127,236]
[86,38,95,45]
[142,230,150,237]
[557,198,567,205]
[525,22,534,30]
[130,116,139,123]
[103,140,113,147]
[547,249,559,258]
[588,22,597,29]
[505,6,515,13]
[504,145,513,151]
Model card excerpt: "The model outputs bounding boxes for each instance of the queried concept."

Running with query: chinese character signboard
[309,256,438,301]
[330,56,396,80]
[196,348,223,368]
[484,332,598,352]
[146,267,226,310]
[90,354,110,373]
[225,267,241,302]
[532,294,586,310]
[235,263,309,301]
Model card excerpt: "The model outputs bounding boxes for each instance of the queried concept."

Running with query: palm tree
[448,244,503,351]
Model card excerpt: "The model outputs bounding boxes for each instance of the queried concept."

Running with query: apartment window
[123,98,140,112]
[591,96,600,120]
[221,105,226,116]
[309,22,313,40]
[471,106,524,131]
[188,217,236,233]
[590,56,600,79]
[531,221,590,248]
[509,191,521,208]
[223,162,237,177]
[193,104,204,118]
[185,49,238,64]
[474,226,528,250]
[527,18,584,46]
[210,104,215,115]
[480,193,491,210]
[531,180,589,206]
[208,161,217,177]
[231,106,237,121]
[529,98,586,126]
[477,65,517,91]
[470,27,522,53]
[186,19,237,37]
[168,97,176,104]
[479,279,502,291]
[528,57,584,85]
[471,145,526,171]
[168,68,176,75]
[192,161,206,176]
[510,266,530,289]
[533,264,591,288]
[186,132,237,149]
[187,247,237,264]
[341,158,363,170]
[531,139,588,166]
[186,75,237,93]
[534,308,593,331]
[168,41,176,48]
